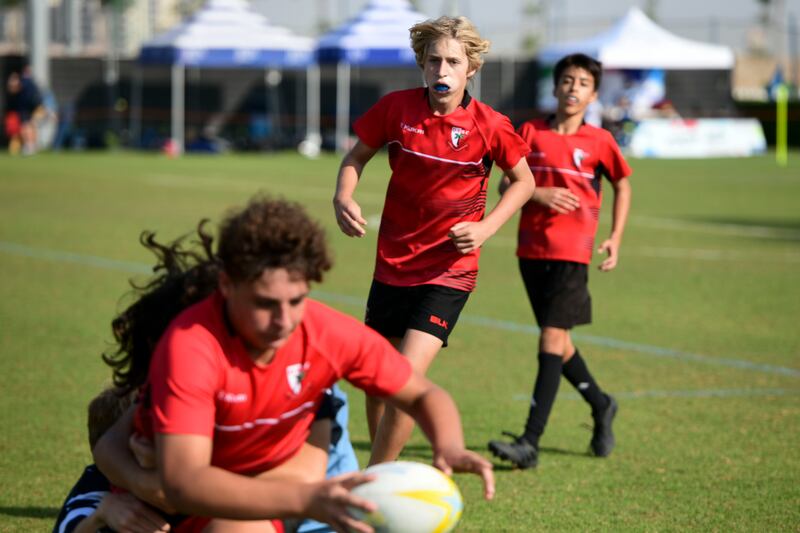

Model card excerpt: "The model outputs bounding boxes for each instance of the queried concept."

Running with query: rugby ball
[350,461,463,533]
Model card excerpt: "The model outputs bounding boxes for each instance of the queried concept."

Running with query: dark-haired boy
[488,54,632,469]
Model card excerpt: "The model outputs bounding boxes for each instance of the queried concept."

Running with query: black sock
[522,352,563,447]
[562,348,609,414]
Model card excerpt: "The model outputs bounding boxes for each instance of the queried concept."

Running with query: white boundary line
[2,240,799,380]
[631,215,800,241]
[513,387,800,402]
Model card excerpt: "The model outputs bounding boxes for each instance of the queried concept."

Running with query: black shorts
[519,259,591,329]
[365,280,469,346]
[314,390,336,421]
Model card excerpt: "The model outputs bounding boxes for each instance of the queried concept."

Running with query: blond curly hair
[410,16,490,73]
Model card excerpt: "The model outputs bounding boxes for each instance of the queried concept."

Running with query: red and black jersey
[516,119,631,264]
[354,87,529,292]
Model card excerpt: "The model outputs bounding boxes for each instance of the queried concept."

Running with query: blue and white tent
[135,0,314,152]
[315,0,428,151]
[316,0,424,67]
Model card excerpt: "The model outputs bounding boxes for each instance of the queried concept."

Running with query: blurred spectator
[186,125,227,154]
[35,90,59,151]
[19,66,43,155]
[585,100,604,127]
[651,98,682,119]
[4,72,22,154]
[766,66,785,100]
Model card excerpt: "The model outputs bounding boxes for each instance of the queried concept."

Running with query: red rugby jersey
[134,292,411,475]
[354,88,530,292]
[516,119,631,264]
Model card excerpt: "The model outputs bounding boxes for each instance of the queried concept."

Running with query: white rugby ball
[350,461,463,533]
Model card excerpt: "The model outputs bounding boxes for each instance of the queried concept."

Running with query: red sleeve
[313,306,411,396]
[516,121,536,145]
[489,112,531,171]
[342,324,412,397]
[149,326,220,437]
[599,130,632,182]
[353,93,394,150]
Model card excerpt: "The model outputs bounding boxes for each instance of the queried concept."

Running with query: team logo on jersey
[573,148,589,169]
[286,362,311,395]
[450,127,469,150]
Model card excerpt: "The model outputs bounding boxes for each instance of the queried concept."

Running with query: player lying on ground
[53,386,172,533]
[94,195,494,533]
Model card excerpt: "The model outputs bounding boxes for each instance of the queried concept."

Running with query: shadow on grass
[538,445,592,458]
[681,216,800,241]
[351,440,495,462]
[488,446,592,470]
[0,506,59,519]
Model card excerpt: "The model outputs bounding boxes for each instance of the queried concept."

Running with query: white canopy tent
[315,0,427,152]
[538,7,735,70]
[135,0,314,153]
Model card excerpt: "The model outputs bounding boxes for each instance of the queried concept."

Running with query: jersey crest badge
[450,127,469,150]
[573,148,589,169]
[286,362,311,395]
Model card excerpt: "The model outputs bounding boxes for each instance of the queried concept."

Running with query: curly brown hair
[103,195,331,394]
[218,194,332,283]
[103,222,220,394]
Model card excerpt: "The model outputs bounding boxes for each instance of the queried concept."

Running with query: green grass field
[1,152,798,531]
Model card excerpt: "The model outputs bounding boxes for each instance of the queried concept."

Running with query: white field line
[482,235,800,263]
[512,387,800,402]
[143,173,388,204]
[145,175,799,256]
[631,215,800,241]
[2,241,798,380]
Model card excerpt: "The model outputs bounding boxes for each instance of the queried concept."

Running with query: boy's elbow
[527,175,536,192]
[517,174,536,198]
[162,476,195,511]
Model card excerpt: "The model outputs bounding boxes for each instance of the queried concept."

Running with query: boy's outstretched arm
[333,141,379,238]
[385,371,495,501]
[598,176,632,272]
[449,158,535,254]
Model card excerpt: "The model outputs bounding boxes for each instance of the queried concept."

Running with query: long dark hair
[103,195,332,394]
[103,221,220,395]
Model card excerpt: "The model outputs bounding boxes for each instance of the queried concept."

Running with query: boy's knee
[539,327,569,355]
